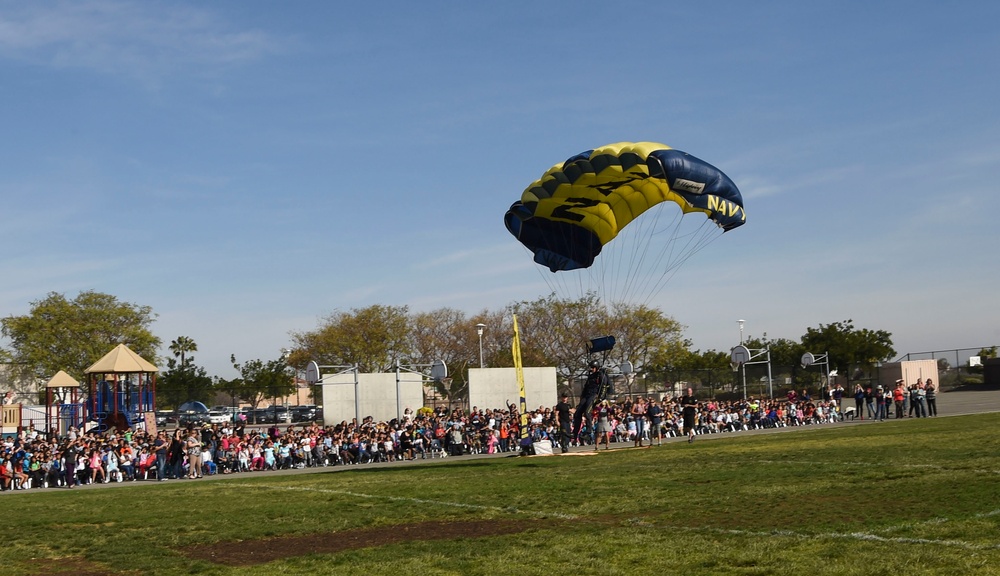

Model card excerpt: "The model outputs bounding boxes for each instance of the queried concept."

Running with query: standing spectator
[681,388,698,443]
[185,426,203,478]
[595,400,612,451]
[916,380,928,417]
[153,431,170,481]
[864,386,877,420]
[853,384,865,420]
[925,378,938,416]
[62,438,80,488]
[647,398,664,446]
[909,380,925,418]
[555,394,572,453]
[168,430,185,479]
[892,380,906,419]
[631,397,647,447]
[875,386,886,421]
[88,448,106,484]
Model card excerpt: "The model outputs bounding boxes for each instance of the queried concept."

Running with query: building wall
[318,372,423,426]
[316,367,558,426]
[879,359,940,388]
[468,367,558,413]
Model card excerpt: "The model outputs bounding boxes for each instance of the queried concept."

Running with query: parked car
[154,410,175,427]
[251,408,272,424]
[207,410,230,424]
[177,401,210,426]
[178,412,207,426]
[292,405,319,422]
[273,406,292,423]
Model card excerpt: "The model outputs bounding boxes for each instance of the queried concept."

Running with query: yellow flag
[511,314,528,440]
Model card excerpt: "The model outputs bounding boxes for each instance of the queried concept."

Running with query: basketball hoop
[730,344,750,373]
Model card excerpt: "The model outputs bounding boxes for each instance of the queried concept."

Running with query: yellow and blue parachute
[505,142,745,274]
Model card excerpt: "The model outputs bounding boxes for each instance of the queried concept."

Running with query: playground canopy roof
[84,343,159,374]
[45,370,80,388]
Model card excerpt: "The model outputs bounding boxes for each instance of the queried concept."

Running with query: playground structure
[83,344,158,434]
[44,370,82,437]
[22,344,159,438]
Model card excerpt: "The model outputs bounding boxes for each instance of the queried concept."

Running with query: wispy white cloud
[0,0,282,84]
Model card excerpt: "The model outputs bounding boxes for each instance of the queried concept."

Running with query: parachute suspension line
[634,219,724,308]
[523,211,724,309]
[617,201,681,307]
[631,207,689,305]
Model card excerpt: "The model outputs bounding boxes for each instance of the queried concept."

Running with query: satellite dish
[801,352,815,367]
[430,359,448,381]
[305,361,321,384]
[620,360,633,375]
[730,345,750,365]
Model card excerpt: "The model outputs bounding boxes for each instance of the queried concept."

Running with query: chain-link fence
[614,346,996,401]
[893,348,992,391]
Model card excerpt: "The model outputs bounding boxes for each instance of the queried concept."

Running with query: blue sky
[2,1,998,377]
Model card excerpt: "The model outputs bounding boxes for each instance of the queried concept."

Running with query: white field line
[685,526,1000,552]
[874,508,1000,535]
[234,483,579,520]
[753,461,1000,475]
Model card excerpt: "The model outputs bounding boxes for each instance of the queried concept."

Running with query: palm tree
[169,336,198,370]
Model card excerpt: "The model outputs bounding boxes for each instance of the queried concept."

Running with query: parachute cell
[505,142,745,273]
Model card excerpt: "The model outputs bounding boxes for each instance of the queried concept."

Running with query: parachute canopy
[505,141,745,273]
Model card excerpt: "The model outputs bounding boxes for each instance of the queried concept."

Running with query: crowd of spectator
[1,385,928,492]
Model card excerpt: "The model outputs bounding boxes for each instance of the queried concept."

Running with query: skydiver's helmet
[589,360,601,370]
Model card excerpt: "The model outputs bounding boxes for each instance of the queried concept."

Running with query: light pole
[475,323,486,369]
[738,319,745,344]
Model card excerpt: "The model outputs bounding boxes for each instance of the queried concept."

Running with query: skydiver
[572,360,610,445]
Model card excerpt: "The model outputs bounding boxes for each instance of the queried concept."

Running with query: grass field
[4,414,1000,575]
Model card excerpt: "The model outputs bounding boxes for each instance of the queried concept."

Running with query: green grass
[5,414,1000,575]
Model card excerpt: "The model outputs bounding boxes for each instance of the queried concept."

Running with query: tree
[157,337,213,408]
[289,305,412,373]
[230,354,294,422]
[507,292,607,385]
[506,293,687,398]
[409,308,477,405]
[799,319,894,380]
[606,301,687,396]
[662,349,732,397]
[157,361,214,408]
[738,334,805,392]
[1,290,160,382]
[169,336,198,369]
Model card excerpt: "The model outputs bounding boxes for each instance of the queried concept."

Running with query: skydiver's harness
[583,369,613,402]
[595,369,613,401]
